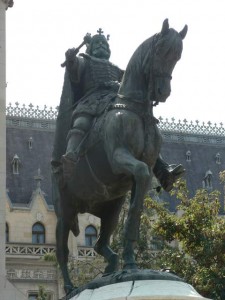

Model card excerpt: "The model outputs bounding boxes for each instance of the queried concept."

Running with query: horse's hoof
[104,253,119,274]
[123,263,138,270]
[64,284,75,295]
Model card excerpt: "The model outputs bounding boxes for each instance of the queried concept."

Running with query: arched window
[32,222,45,244]
[202,170,213,191]
[6,223,9,242]
[85,225,97,247]
[11,154,21,174]
[186,150,191,162]
[28,137,33,149]
[215,152,221,164]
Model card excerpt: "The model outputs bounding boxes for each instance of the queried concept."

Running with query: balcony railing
[5,243,56,257]
[77,246,96,258]
[5,243,97,259]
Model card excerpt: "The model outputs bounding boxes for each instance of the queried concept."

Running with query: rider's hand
[65,48,79,62]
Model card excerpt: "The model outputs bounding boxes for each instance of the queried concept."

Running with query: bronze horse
[52,19,187,294]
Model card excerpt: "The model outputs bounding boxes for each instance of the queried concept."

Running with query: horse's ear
[179,25,188,39]
[161,19,169,35]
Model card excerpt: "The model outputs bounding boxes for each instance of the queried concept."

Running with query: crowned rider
[62,29,124,166]
[52,28,184,192]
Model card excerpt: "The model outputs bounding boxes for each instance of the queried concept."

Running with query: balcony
[5,243,56,257]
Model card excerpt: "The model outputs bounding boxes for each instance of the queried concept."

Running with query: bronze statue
[51,20,187,294]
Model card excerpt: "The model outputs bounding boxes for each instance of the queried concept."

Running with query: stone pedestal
[62,270,211,300]
[70,280,211,300]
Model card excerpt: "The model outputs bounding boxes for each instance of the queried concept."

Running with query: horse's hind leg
[94,197,125,274]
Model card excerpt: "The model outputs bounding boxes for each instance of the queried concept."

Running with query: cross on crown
[97,28,104,35]
[96,28,110,40]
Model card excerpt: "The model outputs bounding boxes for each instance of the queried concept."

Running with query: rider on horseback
[59,29,184,192]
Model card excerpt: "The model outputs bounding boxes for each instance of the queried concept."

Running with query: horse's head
[146,19,188,104]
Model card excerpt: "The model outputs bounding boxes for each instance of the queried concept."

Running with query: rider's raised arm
[65,48,85,83]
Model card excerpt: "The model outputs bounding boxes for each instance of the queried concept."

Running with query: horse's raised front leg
[94,197,125,274]
[112,148,152,269]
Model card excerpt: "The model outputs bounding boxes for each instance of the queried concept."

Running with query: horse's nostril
[158,88,162,95]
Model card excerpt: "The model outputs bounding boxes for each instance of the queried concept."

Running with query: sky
[6,0,225,124]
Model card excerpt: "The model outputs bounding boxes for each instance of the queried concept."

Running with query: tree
[111,190,166,269]
[146,174,225,300]
[43,252,105,288]
[44,172,225,298]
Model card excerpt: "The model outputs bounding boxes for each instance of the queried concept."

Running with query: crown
[96,28,110,41]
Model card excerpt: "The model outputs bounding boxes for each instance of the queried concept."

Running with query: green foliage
[42,252,57,263]
[111,174,225,299]
[146,176,225,300]
[67,257,105,287]
[37,285,47,300]
[43,252,105,287]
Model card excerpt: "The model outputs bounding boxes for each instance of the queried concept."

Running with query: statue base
[61,269,211,300]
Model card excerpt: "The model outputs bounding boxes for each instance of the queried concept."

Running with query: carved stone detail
[6,268,57,281]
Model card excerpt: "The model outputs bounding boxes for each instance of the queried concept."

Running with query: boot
[62,128,85,180]
[153,155,185,192]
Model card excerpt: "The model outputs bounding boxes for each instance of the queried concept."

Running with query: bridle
[147,33,172,107]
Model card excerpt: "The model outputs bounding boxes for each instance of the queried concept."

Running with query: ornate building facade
[0,1,26,299]
[5,104,100,299]
[4,103,225,299]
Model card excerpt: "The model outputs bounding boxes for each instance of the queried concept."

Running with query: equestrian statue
[51,19,188,294]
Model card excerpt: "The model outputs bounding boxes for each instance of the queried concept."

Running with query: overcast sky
[6,0,225,124]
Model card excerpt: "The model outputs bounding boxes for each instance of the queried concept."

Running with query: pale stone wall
[0,0,7,278]
[6,193,56,244]
[6,195,100,248]
[6,258,60,300]
[0,1,26,299]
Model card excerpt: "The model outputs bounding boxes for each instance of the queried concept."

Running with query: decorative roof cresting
[6,102,225,136]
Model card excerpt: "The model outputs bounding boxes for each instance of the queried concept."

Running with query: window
[11,154,21,174]
[28,294,38,300]
[6,223,9,242]
[202,170,213,191]
[32,222,45,244]
[28,137,33,149]
[28,293,52,300]
[85,225,97,247]
[150,235,164,251]
[186,150,191,162]
[215,152,221,164]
